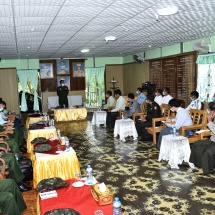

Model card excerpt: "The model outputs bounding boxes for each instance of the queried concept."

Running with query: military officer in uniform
[136,95,161,140]
[57,80,69,107]
[0,179,27,214]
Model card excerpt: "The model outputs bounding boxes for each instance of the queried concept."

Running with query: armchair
[132,102,147,123]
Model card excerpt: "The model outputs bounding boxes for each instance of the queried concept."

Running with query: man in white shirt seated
[106,89,126,128]
[157,99,192,150]
[162,87,173,104]
[154,89,163,106]
[103,90,116,109]
[186,91,201,111]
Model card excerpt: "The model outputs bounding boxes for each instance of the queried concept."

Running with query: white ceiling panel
[0,0,215,59]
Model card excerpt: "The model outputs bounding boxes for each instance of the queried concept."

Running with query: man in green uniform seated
[0,179,27,215]
[0,154,31,192]
[57,80,69,108]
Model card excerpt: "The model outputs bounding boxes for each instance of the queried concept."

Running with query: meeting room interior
[0,0,215,215]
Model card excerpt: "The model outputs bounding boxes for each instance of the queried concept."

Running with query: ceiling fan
[133,53,145,64]
[192,38,211,54]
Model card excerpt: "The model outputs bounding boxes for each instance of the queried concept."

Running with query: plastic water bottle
[113,197,122,215]
[86,165,93,184]
[121,112,124,120]
[173,126,176,137]
[65,139,70,151]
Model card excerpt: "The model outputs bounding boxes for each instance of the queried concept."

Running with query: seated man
[0,154,31,192]
[186,91,201,111]
[154,89,163,106]
[157,99,192,150]
[190,102,215,174]
[106,89,126,128]
[161,87,173,104]
[103,90,116,109]
[136,96,161,140]
[136,87,146,105]
[125,93,140,118]
[0,179,27,215]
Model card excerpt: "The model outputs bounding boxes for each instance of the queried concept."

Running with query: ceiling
[0,0,215,59]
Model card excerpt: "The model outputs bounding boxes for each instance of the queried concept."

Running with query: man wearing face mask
[157,98,192,150]
[154,89,163,106]
[186,91,201,111]
[103,90,116,109]
[106,89,126,128]
[136,87,146,105]
[161,87,173,105]
[212,93,215,102]
[57,80,69,108]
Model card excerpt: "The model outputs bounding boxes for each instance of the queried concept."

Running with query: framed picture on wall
[57,59,70,75]
[72,62,85,77]
[57,76,70,90]
[39,63,54,79]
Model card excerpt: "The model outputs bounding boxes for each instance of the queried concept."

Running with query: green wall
[0,59,39,69]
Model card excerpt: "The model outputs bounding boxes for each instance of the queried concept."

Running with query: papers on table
[195,129,210,134]
[40,190,58,200]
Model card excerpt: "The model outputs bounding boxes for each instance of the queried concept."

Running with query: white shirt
[103,96,116,108]
[167,107,192,130]
[111,96,126,112]
[162,95,173,104]
[186,98,201,111]
[154,95,163,106]
[0,115,6,125]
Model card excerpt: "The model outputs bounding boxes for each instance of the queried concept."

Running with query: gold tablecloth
[54,108,87,122]
[33,152,80,188]
[26,116,47,129]
[27,127,57,159]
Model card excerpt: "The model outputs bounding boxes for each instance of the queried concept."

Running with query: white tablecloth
[92,111,107,127]
[158,134,195,169]
[48,95,82,108]
[114,119,138,141]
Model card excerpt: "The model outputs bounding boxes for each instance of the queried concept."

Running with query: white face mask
[136,91,139,95]
[106,95,108,98]
[155,93,158,96]
[170,108,175,112]
[0,108,3,111]
[190,97,194,101]
[162,92,165,96]
[61,84,64,86]
[207,109,210,115]
[212,97,215,102]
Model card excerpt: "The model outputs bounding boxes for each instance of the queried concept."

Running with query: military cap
[36,177,69,192]
[44,208,81,215]
[34,144,53,152]
[31,137,48,144]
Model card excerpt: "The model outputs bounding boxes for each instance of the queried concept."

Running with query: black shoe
[19,147,27,153]
[18,182,32,192]
[23,181,30,186]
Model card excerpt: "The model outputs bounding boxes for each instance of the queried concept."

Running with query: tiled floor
[23,118,215,215]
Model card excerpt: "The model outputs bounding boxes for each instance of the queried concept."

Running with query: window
[197,64,215,102]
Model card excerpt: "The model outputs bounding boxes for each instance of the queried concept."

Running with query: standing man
[136,87,146,105]
[57,80,69,108]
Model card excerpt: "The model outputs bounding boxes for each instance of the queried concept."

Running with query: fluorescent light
[27,46,30,49]
[105,36,116,42]
[157,6,178,16]
[30,28,36,31]
[81,49,89,53]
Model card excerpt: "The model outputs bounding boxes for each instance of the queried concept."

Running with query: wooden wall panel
[105,65,124,94]
[0,68,20,114]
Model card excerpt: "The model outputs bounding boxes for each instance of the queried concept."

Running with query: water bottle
[15,153,19,161]
[173,126,176,137]
[113,197,122,215]
[57,129,61,138]
[86,165,93,184]
[65,139,70,151]
[121,112,124,120]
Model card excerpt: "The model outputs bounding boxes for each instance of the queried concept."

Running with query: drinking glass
[94,210,103,215]
[75,173,81,182]
[50,133,54,139]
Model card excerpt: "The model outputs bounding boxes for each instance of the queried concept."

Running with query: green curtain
[86,68,96,106]
[17,70,39,111]
[94,67,105,105]
[28,71,39,110]
[196,53,215,64]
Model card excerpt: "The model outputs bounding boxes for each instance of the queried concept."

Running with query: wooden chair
[132,102,147,123]
[0,141,10,180]
[180,109,207,144]
[146,106,171,144]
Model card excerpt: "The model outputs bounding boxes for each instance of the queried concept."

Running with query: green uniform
[0,179,27,215]
[0,139,22,158]
[8,127,23,147]
[1,153,24,183]
[57,85,69,107]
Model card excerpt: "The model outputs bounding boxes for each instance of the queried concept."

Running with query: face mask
[170,108,174,112]
[207,109,210,115]
[190,97,194,101]
[0,108,3,111]
[155,93,158,96]
[212,97,215,102]
[106,95,108,98]
[162,92,165,96]
[61,84,64,86]
[136,91,139,95]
